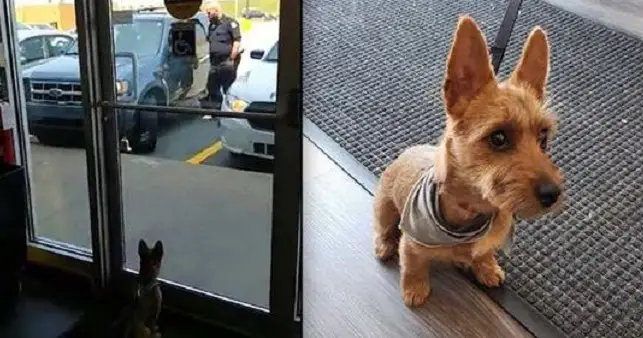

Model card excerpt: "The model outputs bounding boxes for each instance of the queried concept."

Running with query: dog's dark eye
[489,130,509,150]
[539,129,549,151]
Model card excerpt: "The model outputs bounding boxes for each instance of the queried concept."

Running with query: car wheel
[129,94,160,154]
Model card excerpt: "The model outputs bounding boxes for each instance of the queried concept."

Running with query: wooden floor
[302,138,531,338]
[301,1,643,337]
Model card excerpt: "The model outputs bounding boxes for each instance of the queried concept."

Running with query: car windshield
[265,43,278,62]
[66,19,164,55]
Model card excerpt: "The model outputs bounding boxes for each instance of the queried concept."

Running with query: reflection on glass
[120,112,274,308]
[15,2,93,251]
[115,20,165,54]
[112,3,281,308]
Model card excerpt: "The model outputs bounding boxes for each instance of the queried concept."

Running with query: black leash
[489,0,524,74]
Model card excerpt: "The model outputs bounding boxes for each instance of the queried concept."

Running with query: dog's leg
[471,251,505,287]
[373,191,401,261]
[399,237,432,307]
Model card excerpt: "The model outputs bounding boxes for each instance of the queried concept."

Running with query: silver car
[220,23,279,160]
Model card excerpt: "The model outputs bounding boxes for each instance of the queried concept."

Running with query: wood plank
[302,141,532,338]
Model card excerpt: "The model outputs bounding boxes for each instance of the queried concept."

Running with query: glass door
[1,0,97,278]
[74,0,300,336]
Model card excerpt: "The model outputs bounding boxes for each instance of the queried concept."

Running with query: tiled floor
[0,279,85,338]
[0,278,248,338]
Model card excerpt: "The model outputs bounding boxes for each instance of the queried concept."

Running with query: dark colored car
[241,8,266,19]
[22,9,211,153]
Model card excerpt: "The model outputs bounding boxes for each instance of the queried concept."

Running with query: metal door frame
[0,0,97,278]
[75,0,302,336]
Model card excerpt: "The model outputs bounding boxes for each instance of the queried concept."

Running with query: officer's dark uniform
[207,14,241,103]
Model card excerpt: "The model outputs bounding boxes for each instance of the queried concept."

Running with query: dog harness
[399,167,503,249]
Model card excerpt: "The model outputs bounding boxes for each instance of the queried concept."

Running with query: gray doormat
[303,0,643,337]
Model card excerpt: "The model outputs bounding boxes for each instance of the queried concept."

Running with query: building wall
[15,3,76,31]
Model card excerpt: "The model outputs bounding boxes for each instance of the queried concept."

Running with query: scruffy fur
[373,15,565,307]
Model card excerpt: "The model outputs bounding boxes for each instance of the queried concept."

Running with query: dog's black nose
[535,181,561,208]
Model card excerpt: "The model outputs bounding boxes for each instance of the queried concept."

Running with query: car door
[43,35,74,58]
[182,19,209,99]
[166,20,193,101]
[19,36,46,64]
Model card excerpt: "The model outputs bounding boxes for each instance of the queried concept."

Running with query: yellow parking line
[186,141,223,165]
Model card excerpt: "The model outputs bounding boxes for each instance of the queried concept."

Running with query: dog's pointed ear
[443,15,495,117]
[138,239,148,257]
[152,241,164,259]
[510,26,550,101]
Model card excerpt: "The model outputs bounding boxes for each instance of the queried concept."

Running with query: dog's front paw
[374,240,397,261]
[401,281,431,307]
[473,262,505,287]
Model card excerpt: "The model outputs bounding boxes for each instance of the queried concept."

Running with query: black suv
[23,9,212,153]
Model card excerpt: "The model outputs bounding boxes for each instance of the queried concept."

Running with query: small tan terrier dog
[373,15,565,307]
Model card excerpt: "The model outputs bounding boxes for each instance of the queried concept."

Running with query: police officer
[203,1,241,106]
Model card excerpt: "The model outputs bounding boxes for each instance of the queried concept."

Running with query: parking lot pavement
[165,116,273,173]
[158,116,273,173]
[154,116,223,163]
[29,114,272,174]
[25,110,274,309]
[29,126,274,308]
